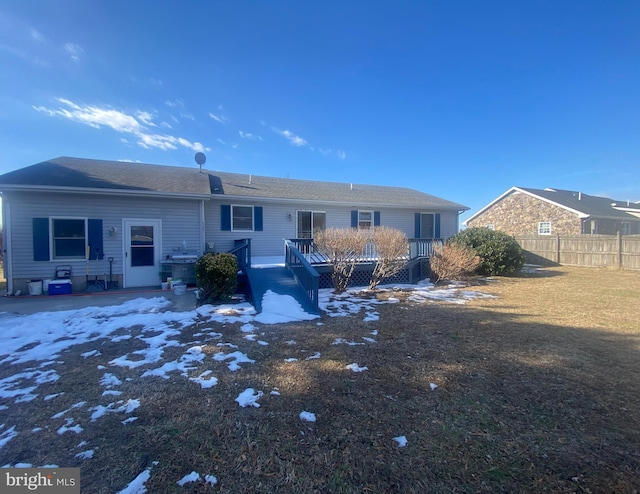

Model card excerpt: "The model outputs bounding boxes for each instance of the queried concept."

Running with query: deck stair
[245,266,319,314]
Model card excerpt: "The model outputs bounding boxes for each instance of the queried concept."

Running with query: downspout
[199,200,205,255]
[1,193,13,295]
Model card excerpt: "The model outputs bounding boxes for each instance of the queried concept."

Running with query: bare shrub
[314,228,369,293]
[429,243,481,283]
[368,227,409,290]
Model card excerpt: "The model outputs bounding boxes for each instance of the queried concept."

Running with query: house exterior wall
[4,191,203,291]
[205,199,461,257]
[467,191,582,236]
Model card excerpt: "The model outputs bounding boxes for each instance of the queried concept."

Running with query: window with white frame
[232,205,253,231]
[621,222,631,235]
[52,218,87,259]
[358,210,373,229]
[538,221,551,235]
[297,211,326,238]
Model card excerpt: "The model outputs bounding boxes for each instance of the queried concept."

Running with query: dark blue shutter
[435,214,441,238]
[374,211,380,226]
[221,205,231,231]
[33,218,50,261]
[254,207,263,231]
[88,219,104,259]
[414,213,421,238]
[351,210,358,228]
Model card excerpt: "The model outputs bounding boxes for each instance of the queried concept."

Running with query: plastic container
[28,280,43,296]
[172,283,187,295]
[49,279,72,295]
[161,282,169,290]
[43,279,51,294]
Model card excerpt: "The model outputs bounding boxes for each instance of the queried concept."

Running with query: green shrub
[195,252,238,303]
[448,227,525,276]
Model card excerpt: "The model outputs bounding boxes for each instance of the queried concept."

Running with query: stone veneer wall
[468,191,582,236]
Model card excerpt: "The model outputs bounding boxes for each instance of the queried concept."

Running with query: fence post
[556,235,561,264]
[617,231,622,269]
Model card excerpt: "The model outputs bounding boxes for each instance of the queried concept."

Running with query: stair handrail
[284,239,320,313]
[228,238,251,271]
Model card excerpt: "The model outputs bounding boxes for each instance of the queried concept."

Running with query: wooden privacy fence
[515,233,640,270]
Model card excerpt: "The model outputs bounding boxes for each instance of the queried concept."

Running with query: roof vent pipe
[249,174,252,184]
[578,192,582,200]
[350,183,353,190]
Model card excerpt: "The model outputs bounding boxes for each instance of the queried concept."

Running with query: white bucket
[161,282,169,290]
[173,283,187,295]
[28,280,43,296]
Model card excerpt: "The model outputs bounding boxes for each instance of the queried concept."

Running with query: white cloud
[319,148,346,160]
[281,129,307,147]
[268,125,308,147]
[238,130,262,141]
[29,28,44,42]
[64,43,83,62]
[209,112,229,124]
[135,111,157,127]
[216,138,226,145]
[34,98,210,153]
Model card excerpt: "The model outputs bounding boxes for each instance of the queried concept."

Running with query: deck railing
[229,238,251,271]
[284,239,320,313]
[288,237,442,264]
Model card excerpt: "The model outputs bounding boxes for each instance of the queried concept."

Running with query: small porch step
[245,266,319,314]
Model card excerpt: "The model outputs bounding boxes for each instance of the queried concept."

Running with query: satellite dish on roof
[194,152,206,173]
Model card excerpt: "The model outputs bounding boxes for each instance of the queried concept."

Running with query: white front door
[123,219,162,288]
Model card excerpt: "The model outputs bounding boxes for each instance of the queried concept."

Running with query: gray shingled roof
[0,156,468,209]
[0,156,212,197]
[209,170,467,209]
[518,187,640,219]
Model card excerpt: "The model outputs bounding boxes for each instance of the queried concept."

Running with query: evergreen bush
[448,227,525,276]
[195,252,238,303]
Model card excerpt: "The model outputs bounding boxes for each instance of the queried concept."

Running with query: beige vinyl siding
[6,191,202,280]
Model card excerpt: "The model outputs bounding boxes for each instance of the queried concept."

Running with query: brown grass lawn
[1,266,639,493]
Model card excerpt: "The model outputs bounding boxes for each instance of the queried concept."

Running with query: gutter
[210,194,468,211]
[0,184,211,200]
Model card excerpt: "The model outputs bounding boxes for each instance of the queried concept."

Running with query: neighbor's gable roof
[0,157,468,210]
[464,186,640,225]
[0,156,212,198]
[208,170,468,209]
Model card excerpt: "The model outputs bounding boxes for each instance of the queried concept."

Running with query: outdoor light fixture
[109,227,118,237]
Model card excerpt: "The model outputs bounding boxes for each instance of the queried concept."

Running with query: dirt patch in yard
[1,266,639,492]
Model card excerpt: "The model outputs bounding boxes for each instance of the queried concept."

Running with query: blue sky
[1,1,639,223]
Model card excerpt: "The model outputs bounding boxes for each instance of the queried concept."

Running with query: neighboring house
[0,157,468,294]
[464,186,640,236]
